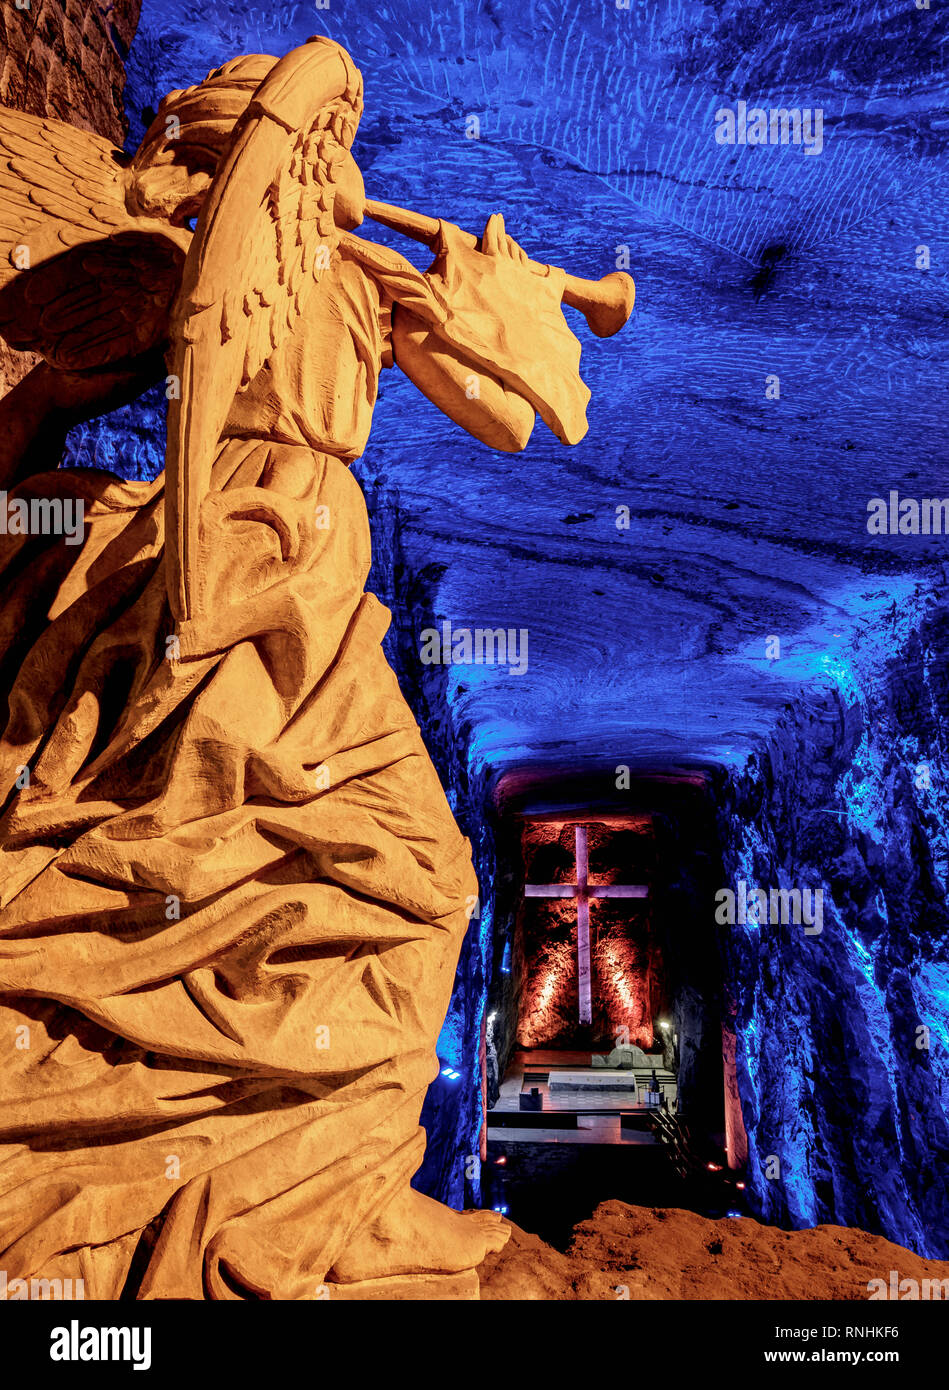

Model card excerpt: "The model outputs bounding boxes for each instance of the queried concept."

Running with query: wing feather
[165,38,364,623]
[0,105,170,266]
[0,106,191,369]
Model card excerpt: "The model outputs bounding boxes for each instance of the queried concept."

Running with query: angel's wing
[165,37,363,625]
[0,108,191,370]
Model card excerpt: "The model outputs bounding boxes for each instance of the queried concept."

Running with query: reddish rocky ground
[478,1201,949,1300]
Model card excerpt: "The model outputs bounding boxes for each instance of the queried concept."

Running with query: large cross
[524,824,648,1024]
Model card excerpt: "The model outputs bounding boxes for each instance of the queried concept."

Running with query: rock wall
[0,0,142,391]
[0,0,139,140]
[717,583,949,1258]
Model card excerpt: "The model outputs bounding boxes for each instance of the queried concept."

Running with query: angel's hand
[392,305,535,453]
[397,212,589,447]
[479,213,530,267]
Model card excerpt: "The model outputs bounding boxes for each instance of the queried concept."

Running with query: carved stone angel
[0,37,624,1299]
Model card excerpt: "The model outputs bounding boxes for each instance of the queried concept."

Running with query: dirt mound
[478,1200,949,1300]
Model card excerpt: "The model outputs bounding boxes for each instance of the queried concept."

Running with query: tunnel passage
[482,771,745,1243]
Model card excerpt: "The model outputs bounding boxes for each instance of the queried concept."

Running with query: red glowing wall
[516,818,669,1050]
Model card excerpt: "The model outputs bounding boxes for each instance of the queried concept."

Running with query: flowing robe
[0,245,477,1298]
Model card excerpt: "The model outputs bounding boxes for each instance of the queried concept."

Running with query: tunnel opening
[482,770,746,1247]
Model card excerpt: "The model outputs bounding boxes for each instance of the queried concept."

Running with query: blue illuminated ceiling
[119,0,947,794]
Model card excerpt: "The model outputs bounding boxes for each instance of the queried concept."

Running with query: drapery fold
[0,439,476,1297]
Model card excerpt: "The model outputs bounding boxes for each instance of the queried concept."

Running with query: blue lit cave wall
[715,583,949,1258]
[67,2,948,1249]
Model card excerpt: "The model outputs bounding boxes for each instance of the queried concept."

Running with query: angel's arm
[391,304,535,453]
[383,213,587,451]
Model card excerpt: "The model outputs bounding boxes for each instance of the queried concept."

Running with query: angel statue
[0,37,633,1299]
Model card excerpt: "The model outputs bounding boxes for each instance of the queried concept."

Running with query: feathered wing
[0,108,190,370]
[165,37,363,625]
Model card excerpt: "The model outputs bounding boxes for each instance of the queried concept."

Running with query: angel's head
[129,55,276,224]
[129,48,365,231]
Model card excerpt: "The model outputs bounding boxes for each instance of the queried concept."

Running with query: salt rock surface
[478,1200,949,1301]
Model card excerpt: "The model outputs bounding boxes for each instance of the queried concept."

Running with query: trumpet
[363,198,635,340]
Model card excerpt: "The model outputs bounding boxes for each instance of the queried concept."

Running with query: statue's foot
[328,1186,510,1284]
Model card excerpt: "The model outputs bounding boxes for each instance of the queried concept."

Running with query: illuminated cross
[524,824,648,1024]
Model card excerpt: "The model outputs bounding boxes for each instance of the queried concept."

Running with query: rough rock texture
[478,1201,949,1301]
[0,0,139,140]
[0,0,142,391]
[717,583,949,1258]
